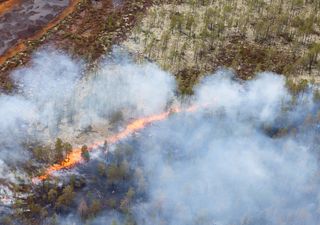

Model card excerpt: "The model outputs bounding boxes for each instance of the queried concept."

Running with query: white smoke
[74,51,174,129]
[0,48,320,225]
[0,48,176,182]
[132,72,320,225]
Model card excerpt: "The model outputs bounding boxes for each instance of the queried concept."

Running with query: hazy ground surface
[0,0,70,55]
[0,1,320,224]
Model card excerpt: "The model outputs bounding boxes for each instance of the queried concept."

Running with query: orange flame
[33,106,197,182]
[0,0,20,15]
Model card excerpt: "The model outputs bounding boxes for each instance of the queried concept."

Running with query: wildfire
[33,106,197,182]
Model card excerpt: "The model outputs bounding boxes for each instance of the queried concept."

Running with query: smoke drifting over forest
[133,72,320,225]
[0,48,174,180]
[1,49,320,224]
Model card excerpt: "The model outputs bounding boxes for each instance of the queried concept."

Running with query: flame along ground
[33,105,198,183]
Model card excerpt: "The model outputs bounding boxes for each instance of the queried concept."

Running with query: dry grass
[123,0,320,94]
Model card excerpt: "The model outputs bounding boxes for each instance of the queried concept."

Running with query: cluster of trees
[286,78,309,96]
[264,81,320,139]
[11,91,320,225]
[128,0,320,94]
[12,142,145,225]
[12,180,80,224]
[32,138,72,164]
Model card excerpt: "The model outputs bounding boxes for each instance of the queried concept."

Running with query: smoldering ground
[1,49,320,225]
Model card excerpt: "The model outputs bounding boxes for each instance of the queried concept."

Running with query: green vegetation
[286,78,308,96]
[2,1,320,224]
[10,142,141,224]
[125,0,320,94]
[81,145,90,161]
[14,96,320,225]
[32,138,73,164]
[6,89,320,225]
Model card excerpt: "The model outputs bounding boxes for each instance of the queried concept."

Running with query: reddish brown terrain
[0,0,153,91]
[0,0,20,14]
[0,0,71,55]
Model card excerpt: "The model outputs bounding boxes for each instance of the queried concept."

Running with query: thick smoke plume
[0,48,175,182]
[1,49,320,225]
[133,71,320,225]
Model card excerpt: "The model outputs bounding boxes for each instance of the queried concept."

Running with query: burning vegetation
[34,106,195,182]
[0,50,320,225]
[1,1,320,225]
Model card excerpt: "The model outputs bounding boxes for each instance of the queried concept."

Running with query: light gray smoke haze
[133,71,320,225]
[0,49,320,225]
[0,48,175,182]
